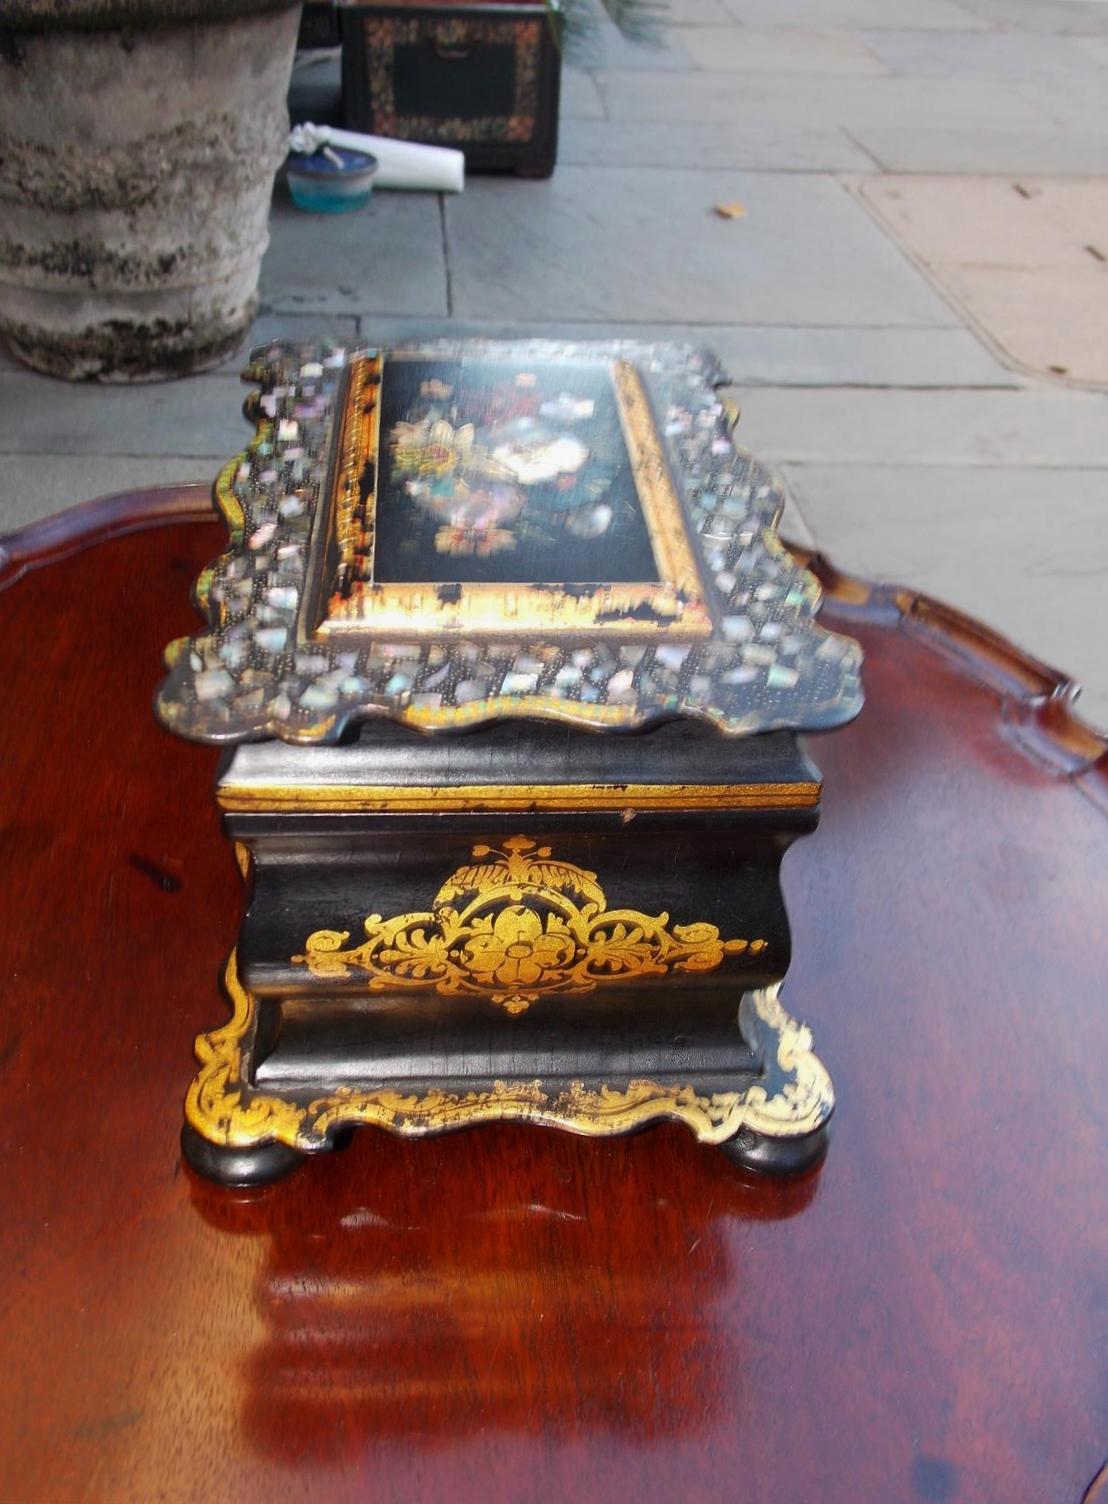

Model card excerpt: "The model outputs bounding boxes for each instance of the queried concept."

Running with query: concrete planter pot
[0,0,302,380]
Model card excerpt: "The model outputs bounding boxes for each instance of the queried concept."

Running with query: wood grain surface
[0,492,1105,1504]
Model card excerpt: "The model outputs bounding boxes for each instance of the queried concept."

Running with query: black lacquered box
[340,0,563,177]
[157,338,862,1183]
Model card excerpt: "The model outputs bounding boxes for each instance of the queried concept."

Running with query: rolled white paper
[289,122,465,194]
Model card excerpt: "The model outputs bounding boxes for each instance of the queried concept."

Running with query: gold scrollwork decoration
[291,835,765,1014]
[183,953,833,1153]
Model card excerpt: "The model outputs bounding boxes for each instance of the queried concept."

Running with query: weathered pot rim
[0,0,299,35]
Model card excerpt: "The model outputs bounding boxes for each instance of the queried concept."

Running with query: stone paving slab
[857,174,1108,269]
[721,0,988,26]
[780,461,1108,728]
[0,456,224,532]
[850,127,1108,176]
[658,0,733,25]
[1009,75,1108,132]
[855,175,1108,385]
[260,187,448,317]
[558,118,874,170]
[0,371,247,460]
[939,265,1108,386]
[675,24,887,73]
[858,27,1103,78]
[953,0,1108,35]
[445,168,962,326]
[1075,35,1108,66]
[594,71,1054,130]
[728,386,1108,467]
[709,324,1015,387]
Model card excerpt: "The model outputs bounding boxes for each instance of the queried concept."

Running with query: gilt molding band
[217,779,821,814]
[183,952,834,1153]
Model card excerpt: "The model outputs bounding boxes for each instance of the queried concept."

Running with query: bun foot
[717,1122,829,1176]
[181,1124,305,1186]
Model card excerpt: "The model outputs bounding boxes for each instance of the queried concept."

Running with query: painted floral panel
[374,357,660,586]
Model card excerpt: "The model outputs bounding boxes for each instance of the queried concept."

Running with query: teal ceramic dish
[287,147,378,214]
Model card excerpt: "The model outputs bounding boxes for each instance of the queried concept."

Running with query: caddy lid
[156,338,862,745]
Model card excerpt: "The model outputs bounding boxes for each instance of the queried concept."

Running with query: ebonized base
[182,956,834,1185]
[182,721,834,1184]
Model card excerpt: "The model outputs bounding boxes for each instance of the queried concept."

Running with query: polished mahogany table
[1,487,1105,1504]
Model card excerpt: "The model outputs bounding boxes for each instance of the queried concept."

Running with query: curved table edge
[791,543,1108,800]
[0,482,215,593]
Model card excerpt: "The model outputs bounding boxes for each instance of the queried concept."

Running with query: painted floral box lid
[156,338,863,745]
